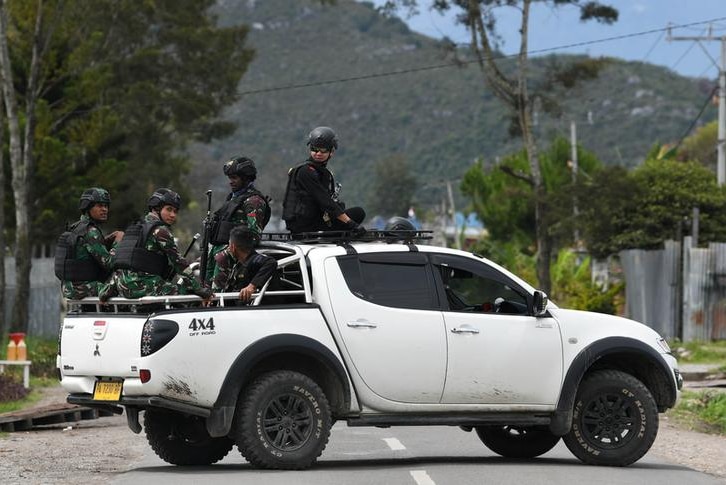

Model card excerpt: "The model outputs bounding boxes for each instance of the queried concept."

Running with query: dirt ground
[0,385,725,484]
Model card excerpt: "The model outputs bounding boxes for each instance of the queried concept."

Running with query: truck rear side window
[337,254,437,310]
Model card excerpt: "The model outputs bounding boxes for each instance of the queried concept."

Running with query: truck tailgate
[59,314,147,378]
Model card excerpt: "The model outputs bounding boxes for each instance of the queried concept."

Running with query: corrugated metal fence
[621,238,726,341]
[3,256,62,338]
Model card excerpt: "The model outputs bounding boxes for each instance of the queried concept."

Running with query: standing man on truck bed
[205,156,270,281]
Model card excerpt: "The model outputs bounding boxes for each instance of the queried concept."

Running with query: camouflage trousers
[100,270,200,300]
[205,244,226,282]
[62,280,106,300]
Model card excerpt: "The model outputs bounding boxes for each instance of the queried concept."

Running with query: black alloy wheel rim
[262,393,314,452]
[580,392,638,449]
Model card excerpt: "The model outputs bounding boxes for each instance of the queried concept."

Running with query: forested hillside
[188,0,716,219]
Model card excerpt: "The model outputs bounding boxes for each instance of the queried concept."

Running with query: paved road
[113,424,723,485]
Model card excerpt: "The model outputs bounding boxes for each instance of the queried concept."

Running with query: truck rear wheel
[233,370,332,470]
[562,370,658,466]
[475,425,560,458]
[144,410,234,465]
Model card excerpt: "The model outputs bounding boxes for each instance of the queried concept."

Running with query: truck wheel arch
[550,336,677,436]
[206,334,351,438]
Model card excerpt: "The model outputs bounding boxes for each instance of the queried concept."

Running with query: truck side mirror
[532,290,548,317]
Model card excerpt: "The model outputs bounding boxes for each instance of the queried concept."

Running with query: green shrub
[550,250,623,314]
[24,337,59,379]
[675,390,726,434]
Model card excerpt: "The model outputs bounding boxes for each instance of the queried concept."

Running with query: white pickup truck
[58,231,681,470]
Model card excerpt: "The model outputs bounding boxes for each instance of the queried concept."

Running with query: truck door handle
[451,326,480,334]
[347,320,378,329]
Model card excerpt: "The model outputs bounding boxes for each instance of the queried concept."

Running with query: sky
[368,0,726,79]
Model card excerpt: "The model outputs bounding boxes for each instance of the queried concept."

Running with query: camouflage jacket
[62,214,117,299]
[207,185,270,279]
[211,248,277,293]
[105,212,204,299]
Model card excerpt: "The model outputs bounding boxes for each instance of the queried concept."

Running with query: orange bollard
[6,339,17,361]
[8,333,26,361]
[16,338,27,361]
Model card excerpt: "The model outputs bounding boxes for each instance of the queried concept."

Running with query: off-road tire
[563,370,658,466]
[475,425,560,458]
[144,410,234,466]
[233,370,332,470]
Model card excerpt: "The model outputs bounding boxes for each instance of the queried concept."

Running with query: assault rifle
[199,190,213,285]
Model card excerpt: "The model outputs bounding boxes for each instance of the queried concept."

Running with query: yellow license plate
[93,381,123,401]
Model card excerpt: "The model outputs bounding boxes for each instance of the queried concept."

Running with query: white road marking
[410,470,436,485]
[383,437,406,450]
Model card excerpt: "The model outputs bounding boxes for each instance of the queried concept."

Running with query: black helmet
[384,216,416,232]
[223,156,257,180]
[147,188,181,211]
[307,126,338,150]
[79,187,110,212]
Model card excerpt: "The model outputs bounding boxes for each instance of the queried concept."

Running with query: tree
[462,136,601,267]
[0,91,4,337]
[0,0,44,336]
[677,120,717,172]
[577,158,726,258]
[382,0,618,293]
[0,0,253,333]
[367,155,418,217]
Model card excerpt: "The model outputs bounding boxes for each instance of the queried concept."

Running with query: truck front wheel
[562,370,658,466]
[144,410,234,465]
[233,370,332,470]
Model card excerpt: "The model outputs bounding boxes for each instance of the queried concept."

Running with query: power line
[641,30,664,62]
[671,40,698,70]
[673,86,718,152]
[238,16,726,97]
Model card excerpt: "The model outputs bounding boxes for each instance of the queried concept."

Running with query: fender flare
[206,333,350,437]
[550,336,676,436]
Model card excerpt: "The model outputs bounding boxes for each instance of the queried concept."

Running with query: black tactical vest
[210,188,271,245]
[114,219,169,277]
[54,220,107,282]
[282,163,335,222]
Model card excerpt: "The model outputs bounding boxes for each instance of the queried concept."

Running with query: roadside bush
[550,250,623,314]
[25,337,58,379]
[676,390,726,435]
[0,374,29,402]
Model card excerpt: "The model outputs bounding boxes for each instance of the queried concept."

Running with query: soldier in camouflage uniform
[100,188,212,301]
[212,225,276,303]
[56,188,124,299]
[205,156,270,281]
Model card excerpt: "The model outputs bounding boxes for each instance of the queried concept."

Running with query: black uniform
[282,160,364,234]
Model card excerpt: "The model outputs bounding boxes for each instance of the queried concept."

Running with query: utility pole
[668,24,726,185]
[570,121,580,247]
[446,179,461,250]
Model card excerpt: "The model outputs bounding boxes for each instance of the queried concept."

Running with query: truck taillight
[140,319,179,357]
[140,369,151,383]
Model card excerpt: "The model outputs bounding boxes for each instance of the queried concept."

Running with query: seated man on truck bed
[211,225,276,303]
[100,188,212,302]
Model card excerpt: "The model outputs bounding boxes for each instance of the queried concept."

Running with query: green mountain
[187,0,716,221]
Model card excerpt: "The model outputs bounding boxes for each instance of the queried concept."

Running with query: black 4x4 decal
[188,317,216,336]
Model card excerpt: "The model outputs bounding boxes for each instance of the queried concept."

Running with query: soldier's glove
[346,220,367,237]
[195,286,213,300]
